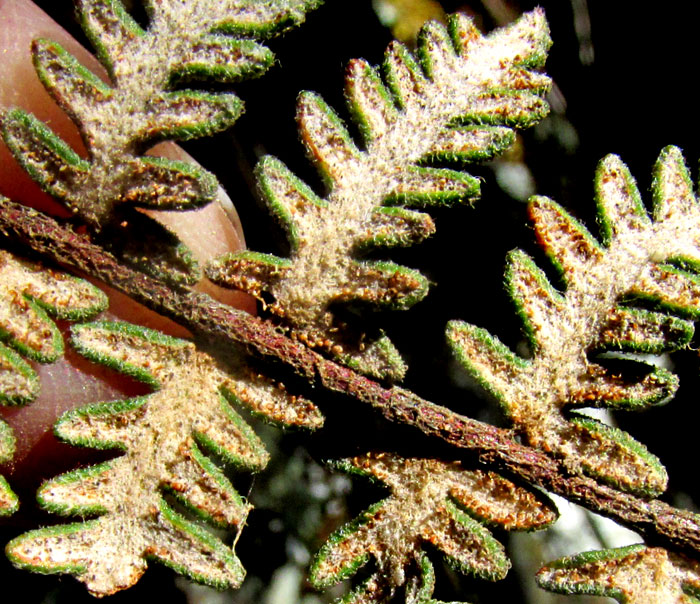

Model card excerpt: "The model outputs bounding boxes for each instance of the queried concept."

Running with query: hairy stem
[1,197,699,555]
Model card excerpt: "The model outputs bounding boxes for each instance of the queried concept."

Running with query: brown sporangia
[449,146,700,498]
[0,245,107,514]
[1,0,319,281]
[310,452,556,602]
[207,10,552,381]
[7,320,320,595]
[0,248,107,362]
[5,3,700,602]
[0,419,18,515]
[538,544,700,604]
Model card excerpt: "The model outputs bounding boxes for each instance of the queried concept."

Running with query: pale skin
[0,0,254,481]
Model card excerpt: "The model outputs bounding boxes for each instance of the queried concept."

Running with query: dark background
[3,1,700,602]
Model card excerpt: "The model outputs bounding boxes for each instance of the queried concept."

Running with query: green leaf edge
[6,519,98,575]
[164,439,247,528]
[356,207,434,250]
[568,414,667,496]
[415,551,437,602]
[416,20,456,81]
[345,60,397,145]
[505,248,565,352]
[420,126,516,165]
[194,389,269,471]
[449,486,558,533]
[450,97,550,129]
[441,497,509,581]
[595,155,649,247]
[255,155,327,253]
[5,498,245,589]
[626,263,700,319]
[528,195,604,284]
[595,307,694,354]
[570,363,678,411]
[33,37,114,109]
[129,155,219,209]
[211,249,293,273]
[298,91,361,189]
[210,0,323,39]
[169,36,275,84]
[0,419,18,515]
[221,381,323,431]
[0,342,39,405]
[71,320,188,388]
[651,145,696,222]
[54,396,149,450]
[1,109,89,200]
[536,544,645,600]
[77,0,145,79]
[446,321,528,417]
[146,90,244,142]
[384,166,481,208]
[33,278,108,321]
[309,499,384,588]
[339,332,407,381]
[147,497,245,590]
[0,418,16,461]
[541,543,646,572]
[37,459,113,516]
[351,259,430,310]
[0,297,64,363]
[383,40,426,111]
[0,475,19,516]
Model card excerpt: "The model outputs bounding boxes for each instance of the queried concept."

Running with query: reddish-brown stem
[1,197,699,555]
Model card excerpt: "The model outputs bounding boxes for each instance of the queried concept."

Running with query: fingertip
[0,0,257,482]
[0,0,97,215]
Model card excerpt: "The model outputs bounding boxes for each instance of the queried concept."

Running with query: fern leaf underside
[207,9,552,380]
[6,5,700,603]
[0,243,107,514]
[538,544,700,604]
[1,0,319,283]
[449,146,700,497]
[310,452,557,603]
[7,320,320,594]
[0,420,18,515]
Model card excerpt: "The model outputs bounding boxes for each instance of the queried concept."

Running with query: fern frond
[0,342,36,511]
[6,320,321,595]
[0,419,18,515]
[0,341,38,407]
[309,452,556,603]
[207,10,551,381]
[537,544,700,603]
[0,244,107,514]
[0,248,107,364]
[1,0,319,282]
[448,146,700,497]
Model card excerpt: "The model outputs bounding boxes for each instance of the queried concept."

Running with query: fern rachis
[2,2,700,603]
